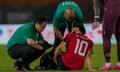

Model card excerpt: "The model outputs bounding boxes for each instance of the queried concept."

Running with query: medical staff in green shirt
[7,16,52,71]
[51,0,85,56]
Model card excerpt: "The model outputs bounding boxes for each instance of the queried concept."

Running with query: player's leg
[57,56,68,70]
[99,33,112,70]
[16,44,39,70]
[100,28,113,70]
[103,31,112,63]
[20,45,46,70]
[26,41,52,65]
[8,44,25,70]
[113,17,120,70]
[34,52,57,70]
[38,28,65,70]
[99,9,113,70]
[103,13,113,63]
[115,17,120,63]
[8,44,45,71]
[24,49,45,69]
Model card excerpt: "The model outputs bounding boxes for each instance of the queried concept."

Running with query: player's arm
[38,40,53,50]
[53,41,67,64]
[53,6,64,41]
[27,39,43,50]
[86,39,96,71]
[86,49,93,71]
[24,29,43,50]
[54,27,64,41]
[86,49,96,71]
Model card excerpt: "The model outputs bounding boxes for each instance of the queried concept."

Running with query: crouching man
[6,16,52,71]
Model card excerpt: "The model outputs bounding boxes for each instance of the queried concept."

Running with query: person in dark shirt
[92,0,120,70]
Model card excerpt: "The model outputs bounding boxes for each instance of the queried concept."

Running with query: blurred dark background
[0,0,104,24]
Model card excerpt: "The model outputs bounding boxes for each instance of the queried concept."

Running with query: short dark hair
[34,16,47,24]
[73,23,86,34]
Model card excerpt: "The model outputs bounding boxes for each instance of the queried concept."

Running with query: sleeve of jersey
[64,33,71,43]
[23,29,33,41]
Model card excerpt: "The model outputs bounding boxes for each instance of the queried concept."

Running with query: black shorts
[57,56,68,70]
[8,44,45,59]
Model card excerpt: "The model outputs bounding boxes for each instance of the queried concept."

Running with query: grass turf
[0,44,120,72]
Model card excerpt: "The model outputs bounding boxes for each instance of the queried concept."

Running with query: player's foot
[112,65,120,70]
[14,61,33,71]
[22,65,33,71]
[98,64,112,70]
[14,61,23,70]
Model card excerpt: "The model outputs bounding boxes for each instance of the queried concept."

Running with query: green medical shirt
[52,0,84,29]
[7,22,44,50]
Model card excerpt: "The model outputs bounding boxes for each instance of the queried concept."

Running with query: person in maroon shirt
[53,23,96,71]
[92,0,120,70]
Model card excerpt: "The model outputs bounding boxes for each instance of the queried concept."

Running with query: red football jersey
[61,33,93,70]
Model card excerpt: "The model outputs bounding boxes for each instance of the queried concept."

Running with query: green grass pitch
[0,44,120,72]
